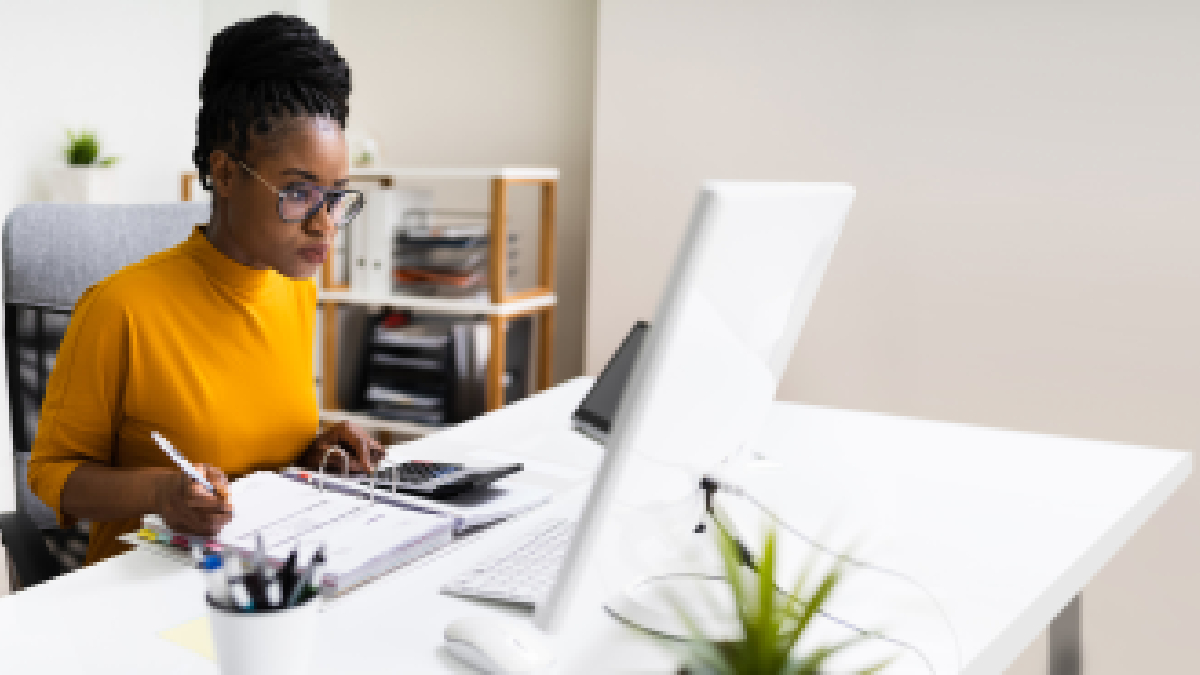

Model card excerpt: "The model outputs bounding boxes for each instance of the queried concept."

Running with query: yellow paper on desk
[159,616,215,661]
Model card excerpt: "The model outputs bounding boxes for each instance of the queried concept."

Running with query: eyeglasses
[235,158,364,227]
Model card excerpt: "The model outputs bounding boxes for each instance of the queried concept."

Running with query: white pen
[150,431,228,500]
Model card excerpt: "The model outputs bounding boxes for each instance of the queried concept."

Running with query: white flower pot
[47,166,120,203]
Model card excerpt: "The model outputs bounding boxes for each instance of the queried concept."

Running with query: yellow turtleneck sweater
[28,225,319,565]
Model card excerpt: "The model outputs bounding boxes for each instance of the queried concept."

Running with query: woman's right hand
[154,464,233,537]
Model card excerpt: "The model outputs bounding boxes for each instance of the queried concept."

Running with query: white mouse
[444,615,554,674]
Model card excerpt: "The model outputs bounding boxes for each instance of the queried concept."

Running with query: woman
[28,13,382,565]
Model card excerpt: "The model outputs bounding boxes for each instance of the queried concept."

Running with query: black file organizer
[351,310,534,427]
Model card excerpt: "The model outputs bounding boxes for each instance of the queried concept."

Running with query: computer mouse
[444,615,554,674]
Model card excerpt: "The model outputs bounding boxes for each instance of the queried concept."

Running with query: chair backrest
[3,202,209,528]
[5,202,209,308]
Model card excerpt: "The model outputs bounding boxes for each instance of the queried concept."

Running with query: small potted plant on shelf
[347,128,379,168]
[665,522,893,675]
[48,128,120,203]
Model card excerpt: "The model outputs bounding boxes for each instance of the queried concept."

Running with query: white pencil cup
[208,597,322,675]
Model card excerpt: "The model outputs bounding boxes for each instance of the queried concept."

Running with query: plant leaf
[779,568,838,660]
[714,520,752,652]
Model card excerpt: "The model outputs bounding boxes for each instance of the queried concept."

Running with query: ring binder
[316,445,349,493]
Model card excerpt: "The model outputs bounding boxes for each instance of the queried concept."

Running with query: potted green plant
[347,127,380,168]
[49,128,120,202]
[665,522,894,675]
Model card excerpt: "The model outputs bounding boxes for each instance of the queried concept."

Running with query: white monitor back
[537,181,855,631]
[621,181,855,470]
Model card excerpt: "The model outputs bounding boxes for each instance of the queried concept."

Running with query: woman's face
[209,116,350,280]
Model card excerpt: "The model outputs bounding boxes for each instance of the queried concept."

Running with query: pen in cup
[286,545,326,609]
[263,566,283,609]
[228,577,255,613]
[278,548,299,603]
[201,537,323,612]
[200,552,229,607]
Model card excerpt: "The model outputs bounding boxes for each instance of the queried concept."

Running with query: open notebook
[135,469,549,595]
[138,472,451,595]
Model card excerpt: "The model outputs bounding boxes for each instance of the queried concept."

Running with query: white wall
[330,0,597,384]
[589,2,1200,673]
[0,2,203,514]
[0,2,202,219]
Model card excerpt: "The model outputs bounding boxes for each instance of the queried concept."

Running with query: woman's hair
[193,13,351,191]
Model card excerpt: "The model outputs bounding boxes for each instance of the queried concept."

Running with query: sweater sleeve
[27,282,130,529]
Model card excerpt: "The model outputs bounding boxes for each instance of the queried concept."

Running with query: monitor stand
[604,572,743,642]
[599,480,752,643]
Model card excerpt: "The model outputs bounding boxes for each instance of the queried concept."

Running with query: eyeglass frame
[232,156,365,227]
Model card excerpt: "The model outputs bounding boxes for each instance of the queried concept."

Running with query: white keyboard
[442,517,576,607]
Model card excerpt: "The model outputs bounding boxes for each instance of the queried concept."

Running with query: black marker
[286,546,326,608]
[278,548,300,605]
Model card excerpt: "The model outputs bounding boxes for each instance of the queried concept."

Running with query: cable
[602,572,937,675]
[703,475,962,674]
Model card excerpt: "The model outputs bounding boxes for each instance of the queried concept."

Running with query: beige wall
[330,0,597,385]
[589,1,1200,673]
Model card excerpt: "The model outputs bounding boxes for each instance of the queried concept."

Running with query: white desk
[0,377,1188,674]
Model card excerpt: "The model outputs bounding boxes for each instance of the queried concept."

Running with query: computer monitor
[538,181,856,631]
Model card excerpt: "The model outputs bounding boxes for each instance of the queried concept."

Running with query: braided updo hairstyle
[193,13,350,192]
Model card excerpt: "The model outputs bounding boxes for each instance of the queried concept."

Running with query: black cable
[602,476,947,674]
[706,476,962,673]
[602,572,937,675]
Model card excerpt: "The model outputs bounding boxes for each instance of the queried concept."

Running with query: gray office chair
[1,202,208,590]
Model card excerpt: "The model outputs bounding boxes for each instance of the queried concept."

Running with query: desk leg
[1048,594,1081,675]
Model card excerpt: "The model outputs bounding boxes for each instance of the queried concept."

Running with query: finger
[200,464,232,503]
[369,438,386,464]
[186,478,212,501]
[324,421,371,469]
[333,427,369,470]
[185,484,231,512]
[183,487,230,509]
[345,456,370,475]
[198,463,228,487]
[186,491,233,512]
[202,509,233,536]
[344,425,378,470]
[172,511,211,537]
[179,498,231,536]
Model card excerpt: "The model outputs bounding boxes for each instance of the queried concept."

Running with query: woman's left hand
[299,420,385,474]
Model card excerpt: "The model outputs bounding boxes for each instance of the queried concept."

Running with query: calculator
[354,460,523,499]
